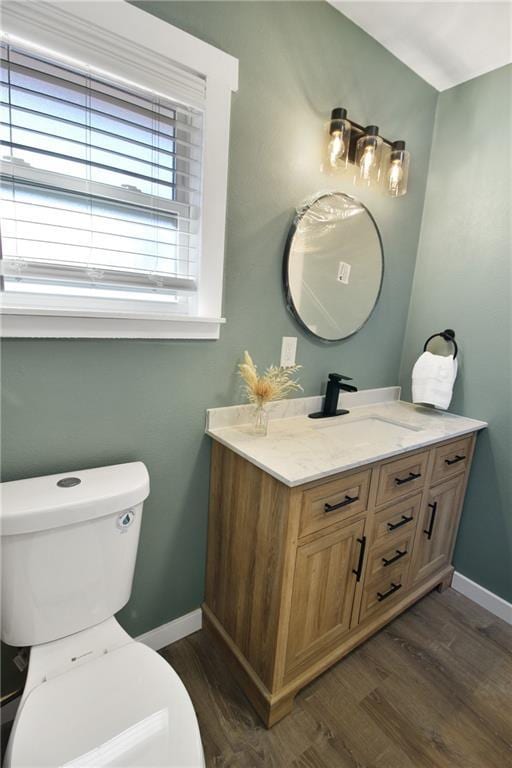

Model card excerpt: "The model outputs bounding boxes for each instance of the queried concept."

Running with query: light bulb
[360,145,375,179]
[386,141,409,197]
[355,127,383,187]
[388,158,404,193]
[328,131,345,167]
[325,108,350,172]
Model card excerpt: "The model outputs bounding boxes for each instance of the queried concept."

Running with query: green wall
[400,65,512,602]
[1,2,439,693]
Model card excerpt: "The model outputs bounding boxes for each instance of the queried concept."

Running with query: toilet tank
[0,462,150,647]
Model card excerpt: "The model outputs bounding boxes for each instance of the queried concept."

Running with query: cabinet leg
[265,693,295,728]
[436,570,453,593]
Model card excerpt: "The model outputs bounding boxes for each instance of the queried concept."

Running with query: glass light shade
[355,127,383,187]
[325,108,351,171]
[386,142,410,197]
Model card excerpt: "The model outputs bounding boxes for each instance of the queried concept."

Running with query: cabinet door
[285,518,366,674]
[410,475,464,585]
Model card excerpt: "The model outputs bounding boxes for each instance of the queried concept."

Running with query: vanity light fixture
[325,107,410,197]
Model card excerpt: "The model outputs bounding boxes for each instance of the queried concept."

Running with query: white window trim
[0,0,238,339]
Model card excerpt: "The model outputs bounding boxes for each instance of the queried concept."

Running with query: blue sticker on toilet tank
[117,510,135,532]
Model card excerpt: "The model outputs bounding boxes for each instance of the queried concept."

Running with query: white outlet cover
[280,336,297,367]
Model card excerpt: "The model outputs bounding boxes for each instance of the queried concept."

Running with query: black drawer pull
[377,582,402,602]
[382,549,407,567]
[394,471,421,486]
[445,454,466,466]
[387,514,413,531]
[324,494,359,513]
[352,536,366,582]
[424,501,438,540]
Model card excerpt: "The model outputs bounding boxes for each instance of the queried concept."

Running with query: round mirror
[283,192,384,342]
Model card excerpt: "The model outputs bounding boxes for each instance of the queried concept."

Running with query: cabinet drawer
[372,493,422,546]
[364,532,414,583]
[359,564,408,623]
[431,436,472,484]
[376,451,429,506]
[299,469,370,538]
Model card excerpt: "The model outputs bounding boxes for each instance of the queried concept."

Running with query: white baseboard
[136,608,202,650]
[1,608,203,726]
[452,572,512,625]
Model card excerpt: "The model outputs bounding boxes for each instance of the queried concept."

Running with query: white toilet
[0,461,205,767]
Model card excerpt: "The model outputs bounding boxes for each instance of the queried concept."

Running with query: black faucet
[309,373,358,419]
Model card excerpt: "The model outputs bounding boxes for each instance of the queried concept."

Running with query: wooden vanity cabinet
[203,432,477,727]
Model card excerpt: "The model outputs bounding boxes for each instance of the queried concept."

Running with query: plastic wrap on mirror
[284,192,383,341]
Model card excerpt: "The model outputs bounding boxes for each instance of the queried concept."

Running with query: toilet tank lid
[0,462,150,536]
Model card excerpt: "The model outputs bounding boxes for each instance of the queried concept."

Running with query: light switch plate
[280,336,297,367]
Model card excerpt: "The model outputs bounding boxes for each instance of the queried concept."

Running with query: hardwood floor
[161,589,512,768]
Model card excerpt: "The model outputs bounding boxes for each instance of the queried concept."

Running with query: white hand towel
[412,351,458,410]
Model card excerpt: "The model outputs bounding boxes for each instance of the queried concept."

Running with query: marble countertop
[206,388,487,487]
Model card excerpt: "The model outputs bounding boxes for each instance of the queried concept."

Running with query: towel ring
[423,329,458,359]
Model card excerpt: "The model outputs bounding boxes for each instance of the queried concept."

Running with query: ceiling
[328,1,512,91]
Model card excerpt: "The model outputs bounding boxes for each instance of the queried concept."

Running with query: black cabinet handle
[352,536,366,582]
[324,494,359,513]
[387,514,413,531]
[424,501,438,540]
[445,454,466,466]
[394,471,421,486]
[382,549,407,567]
[377,582,402,602]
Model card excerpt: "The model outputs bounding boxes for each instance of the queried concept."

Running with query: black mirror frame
[282,192,384,343]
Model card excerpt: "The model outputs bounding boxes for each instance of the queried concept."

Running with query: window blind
[0,42,204,303]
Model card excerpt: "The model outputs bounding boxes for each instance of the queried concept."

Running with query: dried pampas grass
[238,351,302,406]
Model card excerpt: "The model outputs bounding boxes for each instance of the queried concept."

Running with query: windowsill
[0,302,226,339]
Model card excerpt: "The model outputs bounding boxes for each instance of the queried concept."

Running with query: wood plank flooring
[161,589,512,768]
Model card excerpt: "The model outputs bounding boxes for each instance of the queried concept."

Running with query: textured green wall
[1,2,437,691]
[400,65,512,602]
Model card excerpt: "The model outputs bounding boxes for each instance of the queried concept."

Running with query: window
[0,1,238,338]
[1,43,202,312]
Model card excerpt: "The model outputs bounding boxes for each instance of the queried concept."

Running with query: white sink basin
[312,415,422,443]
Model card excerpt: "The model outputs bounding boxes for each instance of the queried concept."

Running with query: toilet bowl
[1,462,205,767]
